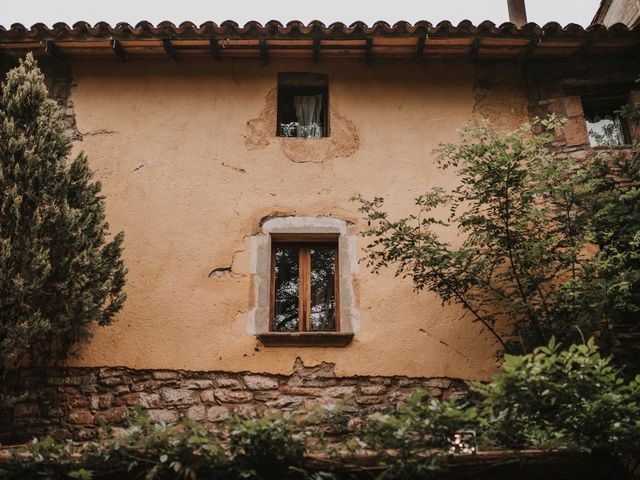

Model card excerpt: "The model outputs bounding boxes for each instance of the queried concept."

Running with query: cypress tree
[0,54,126,371]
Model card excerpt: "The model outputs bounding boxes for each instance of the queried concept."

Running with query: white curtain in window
[294,95,323,138]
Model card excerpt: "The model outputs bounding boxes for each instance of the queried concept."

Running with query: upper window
[582,93,631,147]
[271,237,338,332]
[277,72,329,139]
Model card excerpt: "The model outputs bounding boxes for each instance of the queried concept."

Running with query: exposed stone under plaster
[0,359,466,444]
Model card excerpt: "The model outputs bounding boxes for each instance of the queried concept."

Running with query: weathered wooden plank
[111,39,127,62]
[162,38,177,61]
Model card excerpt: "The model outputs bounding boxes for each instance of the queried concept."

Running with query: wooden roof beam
[42,40,64,62]
[365,37,373,65]
[313,38,321,63]
[415,34,426,61]
[519,37,539,64]
[209,37,221,61]
[259,37,268,64]
[162,38,177,62]
[468,38,481,62]
[625,38,640,58]
[111,39,127,62]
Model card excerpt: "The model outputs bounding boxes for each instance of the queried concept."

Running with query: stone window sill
[257,332,354,347]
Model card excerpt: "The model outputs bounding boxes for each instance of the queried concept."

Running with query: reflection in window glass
[273,246,299,331]
[310,247,336,331]
[586,114,627,147]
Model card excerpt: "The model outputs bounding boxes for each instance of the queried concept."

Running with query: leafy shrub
[2,344,639,478]
[354,116,603,354]
[228,413,308,479]
[360,393,481,478]
[470,337,640,456]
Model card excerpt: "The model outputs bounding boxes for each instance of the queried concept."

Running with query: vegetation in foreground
[1,339,638,479]
[0,55,126,373]
[356,112,640,356]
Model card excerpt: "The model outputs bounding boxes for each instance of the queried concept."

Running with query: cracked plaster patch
[244,88,360,163]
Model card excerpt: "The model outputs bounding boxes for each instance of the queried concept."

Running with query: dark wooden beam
[313,37,321,63]
[110,39,127,62]
[626,39,640,59]
[259,37,268,65]
[365,37,373,65]
[518,37,539,65]
[209,37,221,61]
[414,34,426,61]
[162,38,177,62]
[468,38,481,62]
[571,39,592,58]
[42,40,64,61]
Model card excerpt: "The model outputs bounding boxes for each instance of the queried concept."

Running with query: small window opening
[582,93,630,147]
[277,72,329,139]
[270,237,338,332]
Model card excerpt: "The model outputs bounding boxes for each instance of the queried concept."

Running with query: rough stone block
[147,409,179,423]
[201,390,216,404]
[356,396,385,405]
[563,95,584,117]
[131,381,161,392]
[563,117,589,147]
[152,371,179,381]
[68,409,94,425]
[279,386,320,396]
[95,407,128,424]
[160,388,196,405]
[182,380,214,390]
[214,377,244,389]
[233,405,257,418]
[423,378,452,389]
[253,390,280,402]
[243,375,279,390]
[206,406,229,422]
[121,392,161,408]
[322,386,356,398]
[90,394,113,410]
[265,396,302,409]
[359,385,387,395]
[214,389,253,404]
[14,403,39,417]
[186,405,206,421]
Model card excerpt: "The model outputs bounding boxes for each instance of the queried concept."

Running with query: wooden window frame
[269,236,340,333]
[581,92,632,146]
[276,72,330,138]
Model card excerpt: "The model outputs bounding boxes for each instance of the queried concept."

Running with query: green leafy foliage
[1,345,638,478]
[577,106,640,361]
[355,114,640,355]
[228,413,307,479]
[0,54,126,370]
[470,337,640,455]
[360,393,481,478]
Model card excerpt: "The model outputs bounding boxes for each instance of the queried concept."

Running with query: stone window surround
[247,216,359,346]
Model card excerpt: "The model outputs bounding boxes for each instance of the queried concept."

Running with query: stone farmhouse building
[1,3,639,440]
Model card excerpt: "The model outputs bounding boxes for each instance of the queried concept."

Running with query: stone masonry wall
[0,359,466,444]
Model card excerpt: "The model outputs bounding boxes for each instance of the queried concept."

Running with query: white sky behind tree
[1,0,602,28]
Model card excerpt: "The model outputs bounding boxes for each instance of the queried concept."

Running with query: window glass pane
[586,115,626,147]
[273,246,299,331]
[310,247,336,331]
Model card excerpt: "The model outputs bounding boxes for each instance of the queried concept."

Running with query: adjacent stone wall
[524,55,640,151]
[0,359,466,444]
[0,56,80,140]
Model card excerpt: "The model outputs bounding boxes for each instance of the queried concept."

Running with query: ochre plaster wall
[67,58,529,380]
